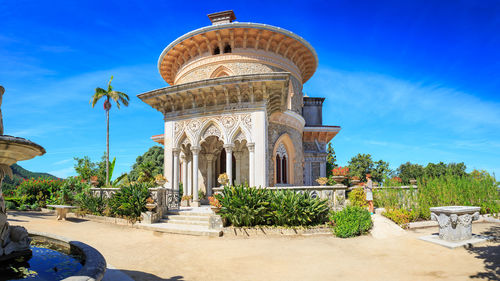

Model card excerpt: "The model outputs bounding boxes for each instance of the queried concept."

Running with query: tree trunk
[106,108,109,186]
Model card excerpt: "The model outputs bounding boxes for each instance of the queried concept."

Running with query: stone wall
[176,61,285,85]
[267,122,304,186]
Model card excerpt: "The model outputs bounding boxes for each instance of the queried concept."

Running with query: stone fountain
[0,85,46,261]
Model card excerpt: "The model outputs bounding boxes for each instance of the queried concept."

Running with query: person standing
[365,174,374,215]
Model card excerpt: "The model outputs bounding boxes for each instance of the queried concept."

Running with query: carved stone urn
[430,206,480,241]
[331,176,345,184]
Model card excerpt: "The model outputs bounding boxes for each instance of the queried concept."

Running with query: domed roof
[158,15,318,85]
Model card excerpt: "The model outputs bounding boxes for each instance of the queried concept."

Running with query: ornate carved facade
[138,10,340,205]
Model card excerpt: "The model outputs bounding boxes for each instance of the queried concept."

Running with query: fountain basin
[16,231,107,281]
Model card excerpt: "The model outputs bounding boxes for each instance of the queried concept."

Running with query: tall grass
[375,174,499,219]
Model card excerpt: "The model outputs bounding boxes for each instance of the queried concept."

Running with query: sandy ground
[7,210,499,281]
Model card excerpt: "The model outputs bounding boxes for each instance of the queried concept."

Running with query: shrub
[269,190,329,226]
[348,188,368,208]
[18,204,29,211]
[216,185,271,227]
[76,188,108,215]
[382,208,419,228]
[216,185,330,227]
[5,201,16,210]
[329,206,372,238]
[108,183,150,221]
[16,178,64,206]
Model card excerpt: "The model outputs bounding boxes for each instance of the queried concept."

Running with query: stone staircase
[138,207,222,237]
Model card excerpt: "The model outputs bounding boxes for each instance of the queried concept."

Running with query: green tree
[74,155,106,186]
[347,153,391,183]
[424,162,466,178]
[90,76,129,186]
[326,143,338,177]
[129,146,164,182]
[397,162,425,184]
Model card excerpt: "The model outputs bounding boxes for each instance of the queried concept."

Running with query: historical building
[138,11,340,206]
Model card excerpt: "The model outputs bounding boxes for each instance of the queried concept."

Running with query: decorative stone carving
[430,206,480,241]
[202,124,222,139]
[276,143,288,158]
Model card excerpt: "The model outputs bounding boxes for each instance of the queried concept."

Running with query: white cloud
[48,167,75,178]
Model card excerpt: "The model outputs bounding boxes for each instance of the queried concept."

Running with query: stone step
[163,215,210,222]
[167,210,213,217]
[160,218,209,226]
[138,222,222,237]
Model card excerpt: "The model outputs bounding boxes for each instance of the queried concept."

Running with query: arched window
[223,44,232,53]
[275,143,288,184]
[213,46,220,55]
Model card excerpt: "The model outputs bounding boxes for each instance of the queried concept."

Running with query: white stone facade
[138,11,340,205]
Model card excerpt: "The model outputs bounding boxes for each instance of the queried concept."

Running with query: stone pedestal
[430,206,480,241]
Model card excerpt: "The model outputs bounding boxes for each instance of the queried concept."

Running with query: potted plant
[331,167,349,184]
[315,177,328,186]
[90,175,99,187]
[181,195,192,207]
[218,173,229,187]
[350,176,360,185]
[155,174,167,186]
[208,196,221,213]
[145,197,157,212]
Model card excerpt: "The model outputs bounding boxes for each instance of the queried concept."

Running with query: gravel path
[7,210,499,281]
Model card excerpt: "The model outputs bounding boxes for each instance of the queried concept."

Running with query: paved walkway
[7,210,499,281]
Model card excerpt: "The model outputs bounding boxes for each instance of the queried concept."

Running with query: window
[275,143,288,184]
[213,46,220,55]
[223,44,232,53]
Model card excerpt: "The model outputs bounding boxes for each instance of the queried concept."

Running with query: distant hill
[2,164,59,191]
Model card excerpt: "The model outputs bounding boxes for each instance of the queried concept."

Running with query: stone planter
[155,179,166,187]
[331,176,345,184]
[211,206,221,213]
[181,200,189,207]
[350,179,360,185]
[430,206,480,241]
[409,179,417,185]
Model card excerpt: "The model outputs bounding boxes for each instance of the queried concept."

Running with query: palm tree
[90,76,129,186]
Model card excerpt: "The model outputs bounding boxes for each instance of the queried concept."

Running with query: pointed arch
[175,132,193,149]
[210,65,233,78]
[229,126,252,144]
[272,133,295,185]
[198,119,225,145]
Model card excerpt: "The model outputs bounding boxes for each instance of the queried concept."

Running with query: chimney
[207,10,236,25]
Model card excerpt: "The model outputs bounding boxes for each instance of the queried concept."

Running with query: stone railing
[212,185,348,210]
[90,187,177,223]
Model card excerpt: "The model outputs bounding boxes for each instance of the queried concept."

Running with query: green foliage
[329,206,372,238]
[348,187,368,208]
[382,208,419,228]
[216,185,271,227]
[348,154,392,183]
[129,146,164,182]
[108,183,150,221]
[396,162,424,184]
[215,185,329,227]
[75,188,108,215]
[326,143,338,177]
[73,155,106,186]
[270,190,329,226]
[375,172,499,223]
[15,178,64,206]
[1,164,58,195]
[5,201,16,210]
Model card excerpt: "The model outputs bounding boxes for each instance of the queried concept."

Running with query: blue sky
[1,0,499,179]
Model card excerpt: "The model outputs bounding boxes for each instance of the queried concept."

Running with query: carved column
[206,154,215,196]
[320,161,326,178]
[224,144,234,185]
[172,149,180,191]
[191,146,201,207]
[234,151,242,185]
[181,152,188,196]
[247,143,255,187]
[187,158,192,196]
